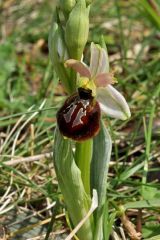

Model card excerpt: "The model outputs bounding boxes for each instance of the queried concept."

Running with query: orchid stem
[75,139,93,196]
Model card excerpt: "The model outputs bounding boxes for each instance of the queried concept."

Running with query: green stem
[75,139,93,196]
[142,105,155,187]
[69,69,77,94]
[142,84,160,186]
[114,0,126,60]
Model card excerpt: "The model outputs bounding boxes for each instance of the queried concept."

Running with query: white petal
[97,85,131,120]
[90,42,109,77]
[65,59,91,78]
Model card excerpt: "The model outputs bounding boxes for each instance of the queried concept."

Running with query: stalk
[75,139,93,196]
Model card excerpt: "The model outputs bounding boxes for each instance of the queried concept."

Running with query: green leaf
[119,162,144,181]
[91,121,112,240]
[142,186,158,200]
[145,235,160,240]
[53,128,93,240]
[124,198,160,210]
[142,225,160,239]
[103,202,116,240]
[138,0,160,29]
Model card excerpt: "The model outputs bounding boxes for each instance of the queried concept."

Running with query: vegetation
[0,0,160,239]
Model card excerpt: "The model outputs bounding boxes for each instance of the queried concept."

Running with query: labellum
[57,88,101,141]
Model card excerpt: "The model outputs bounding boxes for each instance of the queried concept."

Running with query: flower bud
[65,0,89,60]
[86,0,93,5]
[59,0,76,14]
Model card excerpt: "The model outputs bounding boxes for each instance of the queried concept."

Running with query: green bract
[48,22,76,93]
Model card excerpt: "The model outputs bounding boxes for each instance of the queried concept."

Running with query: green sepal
[91,121,112,240]
[53,128,93,240]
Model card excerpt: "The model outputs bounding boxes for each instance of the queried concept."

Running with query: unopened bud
[59,0,76,14]
[65,0,89,60]
[86,0,93,5]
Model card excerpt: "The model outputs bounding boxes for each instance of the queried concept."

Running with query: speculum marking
[72,108,86,127]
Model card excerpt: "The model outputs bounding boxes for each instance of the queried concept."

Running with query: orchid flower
[65,42,131,120]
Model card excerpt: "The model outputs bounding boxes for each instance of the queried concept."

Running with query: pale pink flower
[66,43,131,120]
